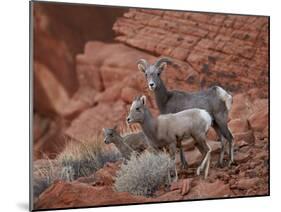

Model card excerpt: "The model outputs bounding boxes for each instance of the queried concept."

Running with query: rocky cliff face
[33,5,269,209]
[32,3,126,158]
[113,9,268,94]
[33,6,268,169]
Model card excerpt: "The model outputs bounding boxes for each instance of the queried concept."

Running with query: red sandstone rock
[33,113,50,142]
[235,152,251,163]
[33,118,67,160]
[181,179,191,196]
[229,118,249,134]
[181,139,196,151]
[156,190,184,202]
[233,130,255,144]
[65,100,127,141]
[236,178,260,190]
[207,128,218,141]
[236,140,248,148]
[121,87,140,103]
[185,180,232,199]
[170,178,191,196]
[176,140,221,167]
[114,9,268,93]
[75,162,121,186]
[229,93,253,120]
[32,8,269,203]
[34,62,70,116]
[35,181,150,210]
[248,106,268,133]
[94,162,121,186]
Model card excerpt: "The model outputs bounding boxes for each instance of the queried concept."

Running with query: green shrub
[114,151,177,197]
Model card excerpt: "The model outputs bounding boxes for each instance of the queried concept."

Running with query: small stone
[235,152,251,163]
[236,178,259,190]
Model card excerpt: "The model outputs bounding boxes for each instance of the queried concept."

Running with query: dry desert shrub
[114,151,177,197]
[57,136,121,179]
[33,136,121,198]
[33,158,73,198]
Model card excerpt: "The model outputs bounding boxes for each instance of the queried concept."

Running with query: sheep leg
[194,137,211,178]
[179,147,188,169]
[194,142,204,176]
[203,144,211,179]
[228,139,235,167]
[218,137,227,167]
[176,137,188,170]
[213,123,226,167]
[214,113,234,167]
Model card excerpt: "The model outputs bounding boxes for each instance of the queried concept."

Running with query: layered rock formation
[33,5,269,208]
[114,9,268,94]
[32,3,126,158]
[33,6,268,158]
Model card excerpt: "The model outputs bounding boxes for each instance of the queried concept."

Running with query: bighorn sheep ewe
[137,57,233,167]
[103,126,148,159]
[127,95,212,179]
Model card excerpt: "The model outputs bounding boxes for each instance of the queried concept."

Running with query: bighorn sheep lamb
[127,95,212,179]
[137,57,233,167]
[103,126,149,160]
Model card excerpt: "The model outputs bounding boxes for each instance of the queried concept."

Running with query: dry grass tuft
[57,135,121,179]
[33,135,121,198]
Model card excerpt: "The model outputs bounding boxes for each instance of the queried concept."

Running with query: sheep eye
[157,72,160,76]
[109,133,113,137]
[145,73,147,77]
[136,107,140,111]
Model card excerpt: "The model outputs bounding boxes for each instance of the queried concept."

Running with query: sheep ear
[138,63,146,73]
[140,95,147,105]
[137,59,148,73]
[102,128,106,133]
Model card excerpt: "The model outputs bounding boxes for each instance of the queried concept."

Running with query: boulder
[33,62,70,116]
[233,130,255,144]
[228,118,249,134]
[236,178,260,190]
[35,181,150,210]
[235,152,251,163]
[207,128,218,141]
[229,93,253,120]
[170,179,191,196]
[248,106,268,133]
[121,87,140,103]
[185,180,232,199]
[93,162,121,186]
[65,100,127,141]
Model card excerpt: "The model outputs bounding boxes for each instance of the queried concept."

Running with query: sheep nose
[126,117,130,123]
[149,83,154,87]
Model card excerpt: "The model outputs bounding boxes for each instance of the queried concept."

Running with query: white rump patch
[216,86,232,111]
